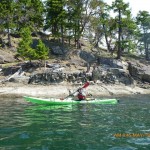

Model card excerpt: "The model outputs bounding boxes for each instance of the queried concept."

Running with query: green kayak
[24,96,118,105]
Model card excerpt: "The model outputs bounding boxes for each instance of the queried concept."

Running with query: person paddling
[72,82,90,101]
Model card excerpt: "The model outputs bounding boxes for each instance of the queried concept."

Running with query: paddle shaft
[63,82,89,100]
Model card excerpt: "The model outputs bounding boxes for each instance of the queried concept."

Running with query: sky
[104,0,150,17]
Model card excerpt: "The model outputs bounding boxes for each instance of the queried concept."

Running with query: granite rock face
[128,62,150,83]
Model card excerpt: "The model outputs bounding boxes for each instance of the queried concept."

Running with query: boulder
[9,76,29,83]
[141,66,150,82]
[92,66,134,85]
[128,62,150,83]
[97,57,124,69]
[2,66,21,76]
[0,50,15,63]
[51,46,67,55]
[79,50,96,63]
[0,55,4,63]
[142,74,150,83]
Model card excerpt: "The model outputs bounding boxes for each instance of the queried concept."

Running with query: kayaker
[72,82,90,101]
[74,87,87,100]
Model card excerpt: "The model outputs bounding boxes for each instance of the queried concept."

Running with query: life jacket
[77,88,86,100]
[78,94,85,100]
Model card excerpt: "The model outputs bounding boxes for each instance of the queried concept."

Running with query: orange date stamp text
[114,133,150,138]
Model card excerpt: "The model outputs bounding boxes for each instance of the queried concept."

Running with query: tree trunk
[7,19,11,47]
[101,12,110,52]
[61,24,64,47]
[103,24,110,52]
[143,31,149,60]
[145,42,149,60]
[74,26,77,47]
[77,20,81,49]
[7,29,11,47]
[117,9,122,59]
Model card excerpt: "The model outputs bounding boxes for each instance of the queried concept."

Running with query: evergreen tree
[120,15,138,54]
[14,0,44,32]
[136,11,150,60]
[99,2,112,52]
[36,39,49,63]
[67,0,95,48]
[111,0,130,59]
[88,0,112,50]
[0,0,16,46]
[17,27,49,63]
[17,27,36,62]
[44,0,66,37]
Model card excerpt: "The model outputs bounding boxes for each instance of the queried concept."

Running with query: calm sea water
[0,95,150,150]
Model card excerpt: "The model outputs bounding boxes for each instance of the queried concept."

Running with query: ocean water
[0,94,150,150]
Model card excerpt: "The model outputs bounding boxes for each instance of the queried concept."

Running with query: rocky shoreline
[0,82,150,98]
[0,50,150,99]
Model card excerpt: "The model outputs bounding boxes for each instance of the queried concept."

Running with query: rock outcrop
[0,50,15,63]
[0,51,149,87]
[128,62,150,83]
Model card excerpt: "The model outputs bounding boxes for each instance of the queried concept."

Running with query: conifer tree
[111,0,130,59]
[36,39,49,68]
[0,0,16,46]
[136,11,150,60]
[17,27,36,62]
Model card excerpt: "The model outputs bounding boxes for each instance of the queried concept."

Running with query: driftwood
[0,68,24,83]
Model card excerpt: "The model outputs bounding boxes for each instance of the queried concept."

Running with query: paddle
[61,82,90,100]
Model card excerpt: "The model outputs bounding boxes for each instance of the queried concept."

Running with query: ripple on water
[19,132,30,139]
[134,123,146,129]
[108,146,137,150]
[127,138,150,146]
[0,96,150,150]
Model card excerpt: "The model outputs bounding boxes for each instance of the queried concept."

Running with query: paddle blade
[82,82,89,88]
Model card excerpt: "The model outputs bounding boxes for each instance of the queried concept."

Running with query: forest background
[0,0,150,61]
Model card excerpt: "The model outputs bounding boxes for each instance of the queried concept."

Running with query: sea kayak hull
[24,96,118,105]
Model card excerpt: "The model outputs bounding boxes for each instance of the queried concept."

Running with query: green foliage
[44,0,66,36]
[0,0,15,26]
[0,0,44,33]
[17,27,49,62]
[136,11,150,31]
[36,39,49,60]
[17,27,36,61]
[0,0,16,46]
[0,0,150,61]
[16,0,44,30]
[111,0,135,59]
[136,11,150,60]
[112,0,129,15]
